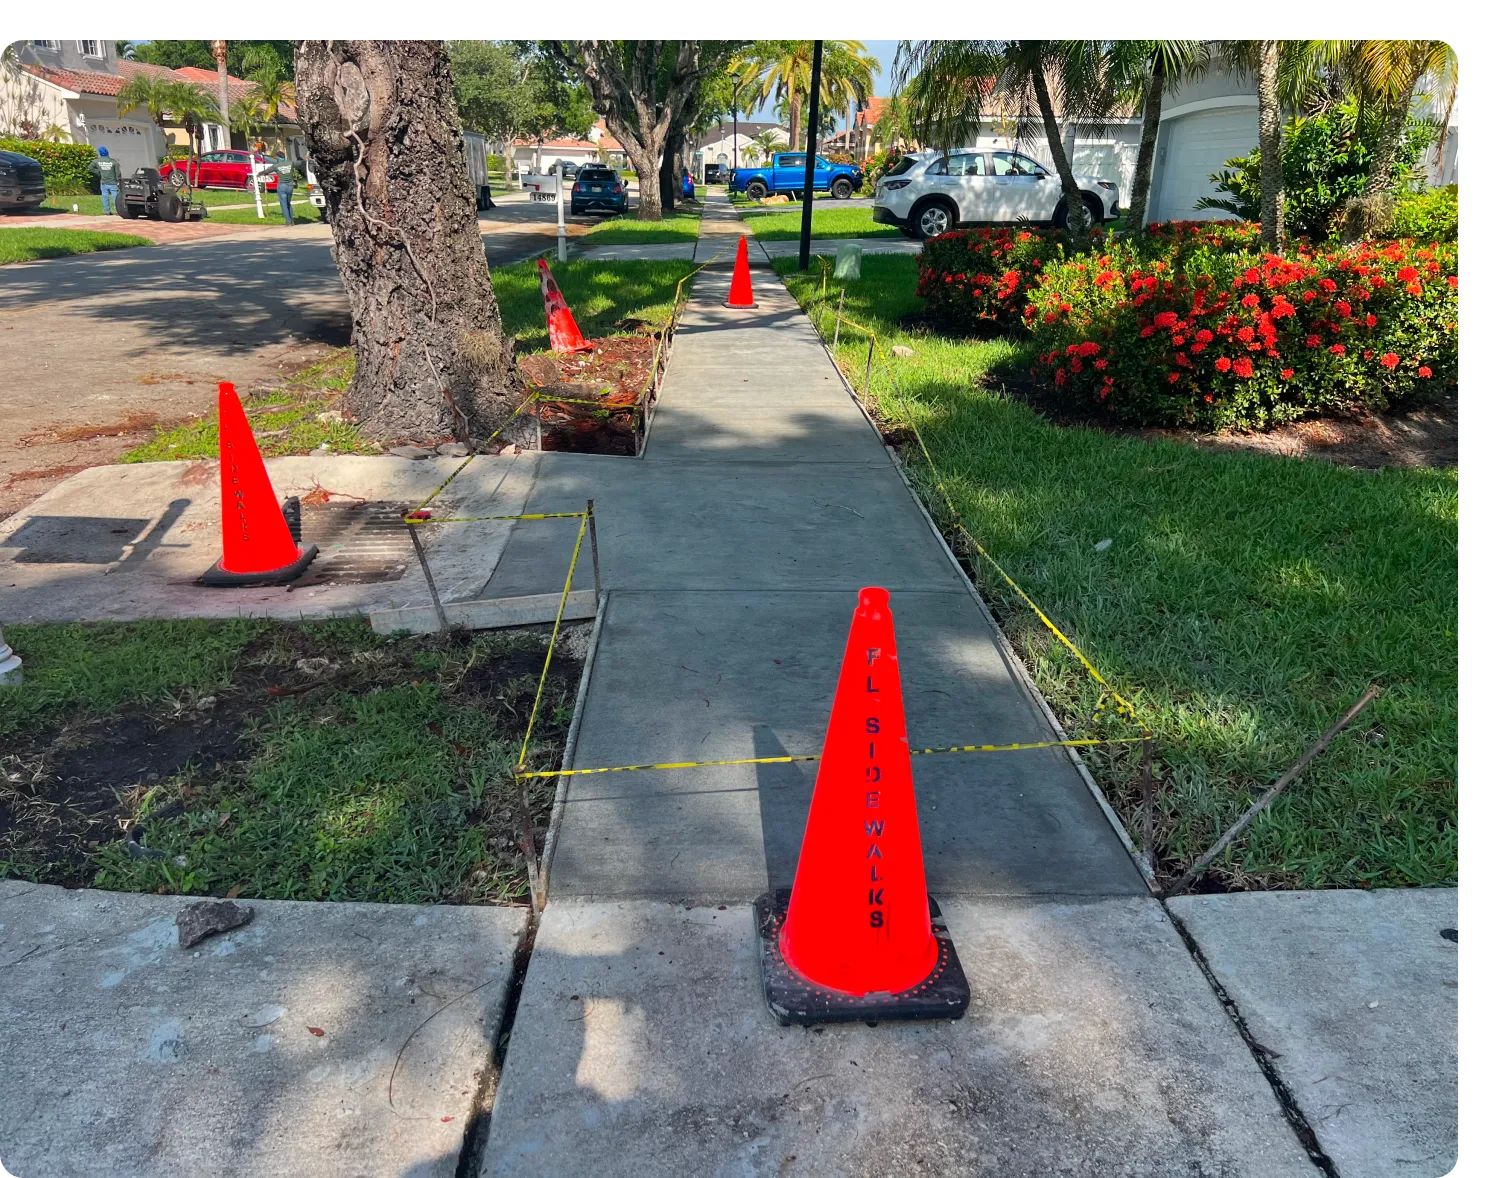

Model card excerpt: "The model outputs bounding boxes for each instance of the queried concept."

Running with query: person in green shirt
[89,147,122,215]
[273,158,298,224]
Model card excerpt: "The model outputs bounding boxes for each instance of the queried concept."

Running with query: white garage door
[80,118,160,178]
[1152,106,1259,222]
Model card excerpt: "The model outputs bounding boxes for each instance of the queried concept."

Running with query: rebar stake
[863,336,876,408]
[406,522,449,635]
[587,498,602,599]
[832,289,845,352]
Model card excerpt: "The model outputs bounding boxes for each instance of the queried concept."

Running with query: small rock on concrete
[436,442,471,457]
[387,444,435,459]
[176,899,253,948]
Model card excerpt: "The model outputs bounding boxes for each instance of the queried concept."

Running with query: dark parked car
[0,149,48,212]
[570,166,629,216]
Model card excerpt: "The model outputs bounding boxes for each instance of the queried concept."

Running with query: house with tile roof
[1,40,303,178]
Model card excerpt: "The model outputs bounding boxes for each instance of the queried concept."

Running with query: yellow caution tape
[515,511,590,776]
[403,511,586,525]
[516,735,1143,778]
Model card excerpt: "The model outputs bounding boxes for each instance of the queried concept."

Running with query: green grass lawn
[206,199,323,226]
[123,351,373,463]
[42,188,262,215]
[776,254,1456,892]
[744,206,902,241]
[125,260,696,459]
[0,228,148,265]
[579,210,701,246]
[492,257,697,351]
[0,620,578,903]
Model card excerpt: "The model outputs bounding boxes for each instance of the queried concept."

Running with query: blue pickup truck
[732,153,862,201]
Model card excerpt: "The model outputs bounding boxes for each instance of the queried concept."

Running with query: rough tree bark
[1126,51,1167,233]
[553,41,708,221]
[1364,80,1416,196]
[1254,40,1285,254]
[296,40,522,444]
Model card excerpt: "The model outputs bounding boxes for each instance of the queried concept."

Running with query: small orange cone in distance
[755,587,969,1025]
[537,258,591,353]
[202,382,317,586]
[724,236,757,308]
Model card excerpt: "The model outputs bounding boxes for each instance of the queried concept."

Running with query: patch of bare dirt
[1135,397,1457,470]
[517,334,662,456]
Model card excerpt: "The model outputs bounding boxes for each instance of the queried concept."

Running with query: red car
[159,150,283,192]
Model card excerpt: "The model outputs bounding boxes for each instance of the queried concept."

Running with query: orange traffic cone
[201,382,317,587]
[755,587,970,1025]
[537,258,591,353]
[724,236,757,308]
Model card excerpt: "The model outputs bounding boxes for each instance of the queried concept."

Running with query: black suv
[0,149,47,212]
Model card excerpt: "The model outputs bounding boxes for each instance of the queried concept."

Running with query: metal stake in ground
[863,335,875,407]
[832,289,845,351]
[405,521,450,635]
[1164,684,1381,898]
[1136,736,1157,882]
[587,499,602,598]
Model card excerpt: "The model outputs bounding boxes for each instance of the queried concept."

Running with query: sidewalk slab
[546,590,1142,901]
[481,897,1318,1178]
[567,242,698,262]
[0,452,538,623]
[0,880,527,1178]
[1169,889,1457,1178]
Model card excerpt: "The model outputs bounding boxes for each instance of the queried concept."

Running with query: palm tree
[750,128,784,163]
[116,72,179,145]
[1341,40,1456,196]
[747,40,877,153]
[228,95,266,147]
[896,40,1116,238]
[164,81,222,179]
[1109,41,1207,231]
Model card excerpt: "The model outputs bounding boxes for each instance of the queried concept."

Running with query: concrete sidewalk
[474,191,1322,1175]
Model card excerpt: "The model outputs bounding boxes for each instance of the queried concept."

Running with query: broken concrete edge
[636,277,691,460]
[367,589,598,636]
[537,590,609,910]
[775,266,1160,897]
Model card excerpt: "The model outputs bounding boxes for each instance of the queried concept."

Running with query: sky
[743,39,901,125]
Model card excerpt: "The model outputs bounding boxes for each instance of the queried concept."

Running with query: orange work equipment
[755,587,970,1025]
[724,236,758,308]
[537,258,591,353]
[201,382,317,587]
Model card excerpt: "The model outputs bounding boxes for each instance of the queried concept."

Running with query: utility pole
[797,39,823,272]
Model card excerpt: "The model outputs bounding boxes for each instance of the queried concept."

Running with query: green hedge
[0,138,99,193]
[1391,186,1457,243]
[1027,237,1457,430]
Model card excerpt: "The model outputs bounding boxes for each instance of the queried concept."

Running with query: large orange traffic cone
[201,382,317,587]
[723,236,757,308]
[755,587,969,1025]
[537,258,591,353]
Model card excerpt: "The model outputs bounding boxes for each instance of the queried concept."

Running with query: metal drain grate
[291,500,413,584]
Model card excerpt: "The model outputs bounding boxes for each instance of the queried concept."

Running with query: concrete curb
[771,265,1160,896]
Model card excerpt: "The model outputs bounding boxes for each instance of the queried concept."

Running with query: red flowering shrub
[917,226,1082,333]
[1027,238,1458,429]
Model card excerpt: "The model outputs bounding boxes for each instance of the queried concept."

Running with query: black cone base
[753,888,971,1027]
[201,543,318,588]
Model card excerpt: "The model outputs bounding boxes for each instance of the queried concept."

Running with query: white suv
[873,150,1120,239]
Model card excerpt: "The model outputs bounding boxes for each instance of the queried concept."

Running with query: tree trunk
[788,90,802,155]
[1127,52,1167,233]
[1031,64,1089,239]
[660,123,681,212]
[1364,80,1416,196]
[213,40,231,128]
[503,140,514,185]
[296,40,521,445]
[1255,40,1285,253]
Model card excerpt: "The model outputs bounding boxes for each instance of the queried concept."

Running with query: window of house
[31,40,59,51]
[78,40,102,58]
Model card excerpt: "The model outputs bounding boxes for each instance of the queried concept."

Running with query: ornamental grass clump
[1027,237,1457,430]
